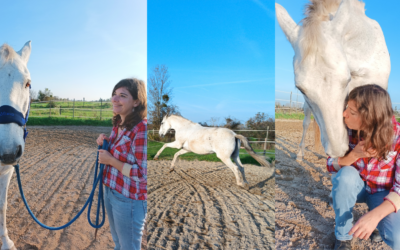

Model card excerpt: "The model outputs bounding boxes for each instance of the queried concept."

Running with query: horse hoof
[153,157,159,160]
[169,168,175,173]
[296,156,303,162]
[239,183,249,190]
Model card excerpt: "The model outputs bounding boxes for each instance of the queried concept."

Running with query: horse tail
[231,137,241,159]
[234,134,271,167]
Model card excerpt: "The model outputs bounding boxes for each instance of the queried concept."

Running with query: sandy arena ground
[275,119,391,250]
[1,126,146,250]
[147,159,275,250]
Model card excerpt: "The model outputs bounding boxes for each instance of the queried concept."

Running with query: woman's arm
[98,122,147,181]
[349,200,395,240]
[98,149,124,171]
[125,122,147,182]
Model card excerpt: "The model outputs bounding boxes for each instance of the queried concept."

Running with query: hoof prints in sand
[148,160,275,250]
[6,126,118,250]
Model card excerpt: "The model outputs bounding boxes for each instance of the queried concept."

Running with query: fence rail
[30,99,113,120]
[276,89,400,118]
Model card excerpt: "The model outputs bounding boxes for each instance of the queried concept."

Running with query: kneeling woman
[327,85,400,250]
[97,78,147,250]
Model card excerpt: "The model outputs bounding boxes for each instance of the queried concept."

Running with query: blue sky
[276,0,400,108]
[148,0,274,124]
[0,0,146,101]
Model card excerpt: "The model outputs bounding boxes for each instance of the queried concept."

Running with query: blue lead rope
[13,140,108,230]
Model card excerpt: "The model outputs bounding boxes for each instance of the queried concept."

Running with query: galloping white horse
[276,0,390,158]
[153,115,270,189]
[0,41,32,250]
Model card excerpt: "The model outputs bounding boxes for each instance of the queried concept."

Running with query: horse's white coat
[276,0,390,157]
[0,41,32,250]
[154,115,269,189]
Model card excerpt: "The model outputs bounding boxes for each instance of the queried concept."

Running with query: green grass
[27,117,113,126]
[30,101,113,119]
[30,108,113,119]
[31,101,111,109]
[275,112,314,120]
[147,140,275,165]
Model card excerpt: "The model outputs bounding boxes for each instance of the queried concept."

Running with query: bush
[46,100,56,108]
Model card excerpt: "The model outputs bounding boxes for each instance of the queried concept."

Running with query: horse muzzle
[0,145,22,165]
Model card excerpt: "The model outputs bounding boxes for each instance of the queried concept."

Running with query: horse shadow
[275,138,336,247]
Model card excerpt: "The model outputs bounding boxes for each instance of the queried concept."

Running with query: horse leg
[232,156,248,185]
[231,139,248,185]
[297,102,312,161]
[219,155,248,189]
[170,149,189,172]
[0,168,16,250]
[153,141,182,160]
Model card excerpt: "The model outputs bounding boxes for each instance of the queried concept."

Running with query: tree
[223,116,241,130]
[209,117,220,127]
[38,88,53,101]
[246,112,275,142]
[148,64,180,127]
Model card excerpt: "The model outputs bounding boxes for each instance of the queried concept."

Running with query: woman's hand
[349,210,381,240]
[98,149,115,165]
[351,141,378,159]
[97,133,110,146]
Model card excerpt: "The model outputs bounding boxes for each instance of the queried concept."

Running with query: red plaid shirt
[103,119,147,200]
[327,116,400,211]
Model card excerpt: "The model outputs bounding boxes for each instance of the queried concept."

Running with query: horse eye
[25,80,31,88]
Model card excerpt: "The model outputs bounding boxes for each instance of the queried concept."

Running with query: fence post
[73,98,75,119]
[83,97,85,108]
[100,99,102,120]
[49,107,51,117]
[263,126,269,155]
[289,92,292,115]
[59,107,61,116]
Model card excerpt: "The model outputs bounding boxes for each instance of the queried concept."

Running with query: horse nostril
[16,145,22,159]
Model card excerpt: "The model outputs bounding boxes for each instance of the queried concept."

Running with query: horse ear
[331,0,352,35]
[17,41,31,64]
[276,3,299,47]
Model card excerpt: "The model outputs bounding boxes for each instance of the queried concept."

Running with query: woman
[327,85,400,250]
[96,78,147,250]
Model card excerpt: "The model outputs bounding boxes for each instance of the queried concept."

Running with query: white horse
[153,115,270,189]
[0,41,32,250]
[276,0,390,158]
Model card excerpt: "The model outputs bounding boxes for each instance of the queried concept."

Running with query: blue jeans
[104,186,147,250]
[332,166,400,249]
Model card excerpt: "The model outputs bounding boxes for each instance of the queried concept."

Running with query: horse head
[159,115,173,138]
[0,41,32,165]
[276,0,390,157]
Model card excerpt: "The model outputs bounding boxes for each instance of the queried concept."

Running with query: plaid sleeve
[127,121,147,182]
[384,152,400,212]
[327,156,339,173]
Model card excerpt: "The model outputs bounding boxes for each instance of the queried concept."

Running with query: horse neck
[169,117,195,131]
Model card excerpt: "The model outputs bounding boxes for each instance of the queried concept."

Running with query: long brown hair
[346,84,394,160]
[112,78,147,130]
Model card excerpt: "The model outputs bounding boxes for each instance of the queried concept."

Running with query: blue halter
[0,86,30,141]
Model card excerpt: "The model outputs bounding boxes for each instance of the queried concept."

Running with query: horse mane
[0,44,17,62]
[167,114,197,125]
[300,0,365,62]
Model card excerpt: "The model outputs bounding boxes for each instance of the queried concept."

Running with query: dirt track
[275,119,391,250]
[1,126,144,250]
[147,159,275,250]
